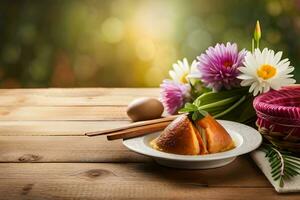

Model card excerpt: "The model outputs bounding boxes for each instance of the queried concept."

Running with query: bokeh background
[0,0,299,88]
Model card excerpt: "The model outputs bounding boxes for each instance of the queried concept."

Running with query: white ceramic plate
[123,120,262,169]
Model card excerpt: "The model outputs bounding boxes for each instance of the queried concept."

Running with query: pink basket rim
[253,86,300,120]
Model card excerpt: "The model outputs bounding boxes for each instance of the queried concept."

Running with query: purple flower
[160,80,191,114]
[196,42,247,90]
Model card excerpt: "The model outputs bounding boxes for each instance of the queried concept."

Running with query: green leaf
[215,94,255,123]
[193,97,201,107]
[191,110,207,121]
[286,156,300,162]
[192,112,198,121]
[280,178,284,187]
[179,101,208,122]
[262,144,300,188]
[195,87,248,106]
[213,95,246,118]
[179,107,194,113]
[179,102,198,113]
[270,159,280,168]
[190,88,256,124]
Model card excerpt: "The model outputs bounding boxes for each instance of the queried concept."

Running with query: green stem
[252,38,255,52]
[198,96,240,110]
[213,95,246,118]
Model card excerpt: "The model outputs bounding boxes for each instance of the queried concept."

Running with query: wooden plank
[2,182,286,200]
[0,88,159,96]
[0,88,159,97]
[0,136,273,188]
[0,136,148,163]
[0,161,271,184]
[0,95,148,106]
[0,162,284,200]
[0,88,160,107]
[0,121,131,136]
[0,106,129,121]
[0,88,160,106]
[0,161,269,187]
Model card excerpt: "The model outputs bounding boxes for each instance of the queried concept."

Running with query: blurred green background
[0,0,299,88]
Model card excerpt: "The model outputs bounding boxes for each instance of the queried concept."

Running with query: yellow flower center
[180,72,188,84]
[257,64,276,80]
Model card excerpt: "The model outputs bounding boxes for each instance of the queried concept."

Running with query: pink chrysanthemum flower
[160,80,191,114]
[195,42,247,91]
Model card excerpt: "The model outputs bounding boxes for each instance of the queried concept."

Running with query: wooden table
[0,88,298,199]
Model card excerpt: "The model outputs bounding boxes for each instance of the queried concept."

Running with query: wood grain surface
[0,88,298,200]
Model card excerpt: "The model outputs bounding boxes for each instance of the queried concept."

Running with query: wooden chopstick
[85,115,178,137]
[107,121,170,140]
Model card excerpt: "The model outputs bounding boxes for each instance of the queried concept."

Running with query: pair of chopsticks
[85,115,178,140]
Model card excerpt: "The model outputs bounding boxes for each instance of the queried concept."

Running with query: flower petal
[241,79,255,86]
[272,51,282,65]
[238,74,253,80]
[253,85,260,96]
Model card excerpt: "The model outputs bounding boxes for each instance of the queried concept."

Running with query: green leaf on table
[262,144,300,187]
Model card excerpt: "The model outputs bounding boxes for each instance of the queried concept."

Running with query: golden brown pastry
[150,115,207,155]
[195,114,234,153]
[151,113,234,155]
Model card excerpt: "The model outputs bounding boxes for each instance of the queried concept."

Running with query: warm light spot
[180,72,189,84]
[257,64,276,80]
[135,39,156,61]
[101,17,124,43]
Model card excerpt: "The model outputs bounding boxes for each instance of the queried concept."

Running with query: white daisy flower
[169,58,198,84]
[238,48,296,96]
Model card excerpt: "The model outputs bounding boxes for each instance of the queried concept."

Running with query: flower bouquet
[160,21,295,125]
[160,21,300,187]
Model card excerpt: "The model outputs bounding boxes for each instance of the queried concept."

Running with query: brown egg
[127,97,164,121]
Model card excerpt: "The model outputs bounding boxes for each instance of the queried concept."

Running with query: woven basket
[253,85,300,154]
